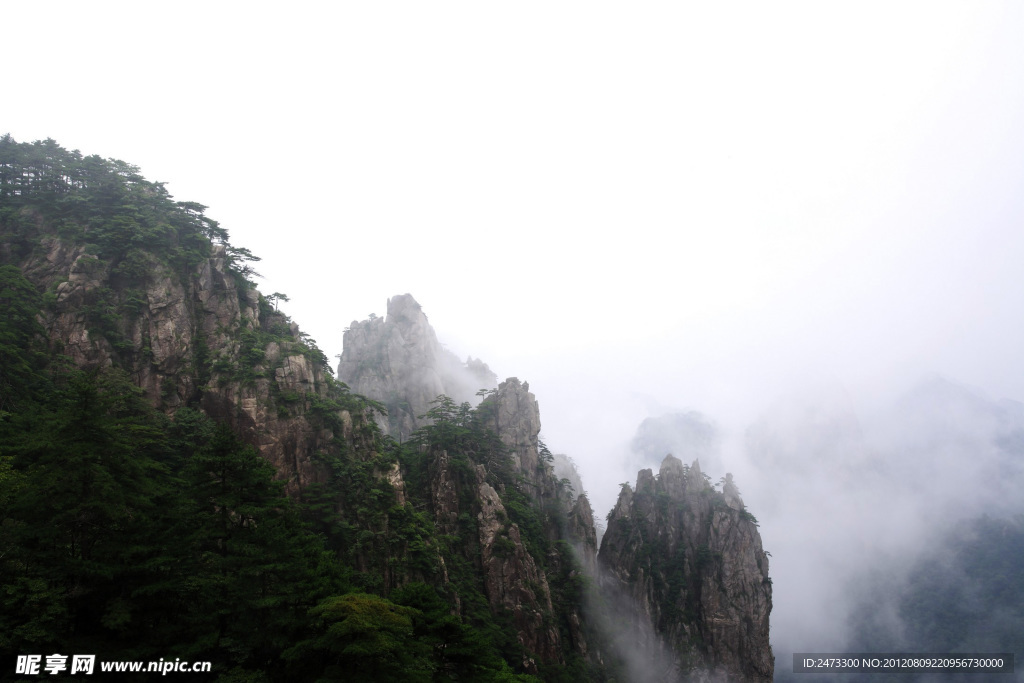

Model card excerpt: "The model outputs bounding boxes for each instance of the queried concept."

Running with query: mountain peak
[338,294,497,440]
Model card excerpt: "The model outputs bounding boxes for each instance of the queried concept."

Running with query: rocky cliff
[335,297,608,674]
[0,142,374,496]
[337,294,774,680]
[2,138,773,681]
[338,293,497,440]
[599,455,774,682]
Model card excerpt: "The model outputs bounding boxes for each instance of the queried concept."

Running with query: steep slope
[3,138,775,681]
[599,455,774,682]
[340,297,776,681]
[337,302,609,677]
[0,136,372,495]
[2,137,605,680]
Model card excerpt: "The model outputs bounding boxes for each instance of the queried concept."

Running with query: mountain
[342,297,775,681]
[0,136,609,680]
[0,136,773,681]
[338,293,497,440]
[0,136,361,497]
[599,456,774,682]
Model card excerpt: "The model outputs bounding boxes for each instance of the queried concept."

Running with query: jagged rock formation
[415,376,605,672]
[2,141,774,681]
[11,234,362,495]
[338,296,775,678]
[599,455,774,682]
[475,472,561,666]
[337,299,604,672]
[568,491,600,577]
[480,378,549,496]
[722,473,744,511]
[337,293,497,440]
[338,314,597,670]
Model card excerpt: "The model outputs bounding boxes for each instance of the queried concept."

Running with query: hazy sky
[9,2,1024,668]
[9,0,1024,506]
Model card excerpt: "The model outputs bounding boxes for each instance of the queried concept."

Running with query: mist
[6,2,1024,676]
[351,294,1022,678]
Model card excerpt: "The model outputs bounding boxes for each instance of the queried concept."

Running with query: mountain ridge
[0,135,772,681]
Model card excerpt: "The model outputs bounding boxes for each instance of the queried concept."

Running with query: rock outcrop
[568,492,599,577]
[341,299,605,672]
[599,455,774,682]
[3,142,775,681]
[480,378,549,496]
[12,232,363,496]
[476,475,561,668]
[337,293,497,440]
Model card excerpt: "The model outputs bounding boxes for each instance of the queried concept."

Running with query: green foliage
[289,593,428,682]
[0,137,615,679]
[0,265,49,414]
[0,364,344,678]
[0,135,229,274]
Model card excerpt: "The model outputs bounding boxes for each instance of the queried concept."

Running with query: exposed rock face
[568,493,599,577]
[15,235,356,495]
[599,455,773,682]
[337,293,497,440]
[722,473,744,511]
[476,477,561,669]
[475,378,563,664]
[480,378,548,496]
[336,301,597,669]
[428,450,462,536]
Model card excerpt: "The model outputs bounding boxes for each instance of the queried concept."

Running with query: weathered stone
[477,481,560,669]
[568,493,599,577]
[15,232,359,497]
[599,455,773,682]
[723,473,744,511]
[337,293,497,440]
[429,450,461,535]
[479,377,548,498]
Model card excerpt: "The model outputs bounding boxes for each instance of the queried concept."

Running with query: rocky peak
[386,292,427,327]
[337,294,497,440]
[660,453,689,498]
[685,457,706,495]
[568,493,599,576]
[481,378,544,488]
[723,473,744,511]
[599,455,773,682]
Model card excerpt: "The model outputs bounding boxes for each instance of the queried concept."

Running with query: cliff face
[15,226,772,679]
[3,140,772,681]
[599,455,774,682]
[339,301,604,673]
[10,226,366,496]
[337,293,496,440]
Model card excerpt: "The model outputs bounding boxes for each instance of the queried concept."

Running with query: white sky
[8,0,1024,491]
[8,1,1024,663]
